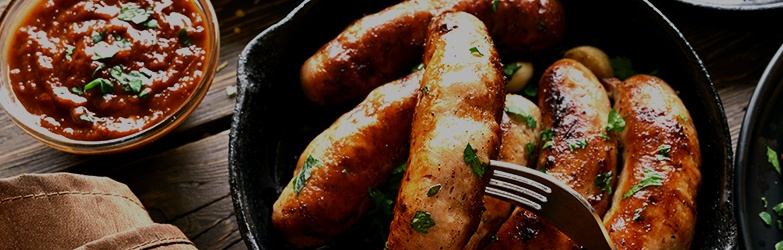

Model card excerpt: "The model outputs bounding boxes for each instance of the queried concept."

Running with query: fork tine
[486,160,617,250]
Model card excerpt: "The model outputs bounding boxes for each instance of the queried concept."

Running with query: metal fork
[485,160,617,250]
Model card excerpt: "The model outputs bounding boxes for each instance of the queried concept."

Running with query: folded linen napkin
[0,173,196,250]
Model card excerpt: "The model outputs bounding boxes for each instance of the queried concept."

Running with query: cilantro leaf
[656,144,671,161]
[611,56,637,80]
[595,171,613,194]
[606,109,626,132]
[179,28,191,47]
[369,188,394,215]
[503,62,522,78]
[491,0,500,12]
[678,114,688,123]
[293,155,320,195]
[411,63,424,73]
[84,78,113,95]
[600,132,611,140]
[768,146,781,175]
[777,241,783,250]
[622,167,664,199]
[523,83,537,98]
[469,47,484,56]
[761,211,773,226]
[504,105,536,128]
[464,144,487,177]
[427,184,441,197]
[773,202,783,216]
[568,139,588,151]
[526,142,535,160]
[632,203,647,221]
[411,211,436,234]
[118,6,152,24]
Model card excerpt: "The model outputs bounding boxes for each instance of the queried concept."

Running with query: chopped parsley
[369,188,394,215]
[768,146,781,175]
[464,144,487,177]
[656,144,671,161]
[92,63,105,78]
[109,66,152,94]
[773,202,783,216]
[65,45,75,59]
[568,139,588,151]
[764,197,769,208]
[610,56,637,80]
[411,211,436,234]
[503,62,522,78]
[777,241,783,250]
[91,42,119,60]
[71,87,83,95]
[341,169,348,174]
[118,6,153,25]
[622,167,664,199]
[504,105,536,128]
[92,30,106,43]
[179,28,191,47]
[761,211,773,226]
[427,184,441,197]
[526,142,535,160]
[539,167,547,173]
[779,220,783,230]
[367,162,406,243]
[469,47,484,57]
[79,114,95,123]
[421,85,430,95]
[600,132,611,140]
[144,19,159,29]
[491,0,500,12]
[523,83,537,97]
[83,78,113,95]
[632,203,647,221]
[139,88,151,98]
[606,109,626,132]
[411,63,425,73]
[678,114,688,123]
[293,155,320,195]
[595,171,613,194]
[540,129,554,149]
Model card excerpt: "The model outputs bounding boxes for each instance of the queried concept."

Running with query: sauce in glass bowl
[6,0,210,141]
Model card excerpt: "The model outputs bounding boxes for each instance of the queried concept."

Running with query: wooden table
[0,0,781,249]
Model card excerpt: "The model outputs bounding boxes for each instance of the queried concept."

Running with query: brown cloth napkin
[0,173,197,250]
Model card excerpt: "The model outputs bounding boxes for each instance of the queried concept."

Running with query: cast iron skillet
[229,0,737,249]
[735,43,783,249]
[674,0,783,10]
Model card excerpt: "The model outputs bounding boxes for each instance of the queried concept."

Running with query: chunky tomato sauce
[7,0,209,141]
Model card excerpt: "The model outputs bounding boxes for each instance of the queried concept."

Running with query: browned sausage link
[487,59,618,249]
[466,94,541,250]
[300,0,564,107]
[300,0,434,107]
[386,12,505,249]
[602,75,701,250]
[272,71,423,249]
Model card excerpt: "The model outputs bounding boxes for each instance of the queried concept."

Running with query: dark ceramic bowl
[229,0,737,249]
[673,0,783,11]
[735,43,783,249]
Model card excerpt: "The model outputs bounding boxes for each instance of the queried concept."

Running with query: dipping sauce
[6,0,209,141]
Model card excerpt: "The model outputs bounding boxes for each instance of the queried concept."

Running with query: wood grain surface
[0,0,781,249]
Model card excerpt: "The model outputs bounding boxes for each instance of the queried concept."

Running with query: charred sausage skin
[272,71,423,249]
[487,59,618,249]
[300,0,564,107]
[602,75,701,250]
[386,12,505,249]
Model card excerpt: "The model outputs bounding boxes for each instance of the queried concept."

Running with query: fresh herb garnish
[622,167,664,199]
[526,142,535,160]
[411,211,436,234]
[469,47,484,57]
[427,184,441,197]
[491,0,500,12]
[595,171,613,194]
[118,6,153,24]
[65,45,75,59]
[92,63,105,78]
[179,28,191,47]
[600,132,611,140]
[768,146,781,175]
[764,197,769,208]
[503,62,521,78]
[109,66,151,94]
[139,88,151,98]
[773,202,783,216]
[523,83,537,98]
[540,129,554,149]
[293,155,320,195]
[611,56,637,80]
[144,19,159,29]
[539,167,547,173]
[678,114,688,123]
[606,109,626,132]
[369,188,394,215]
[79,114,95,123]
[632,203,648,221]
[421,85,429,95]
[84,78,113,95]
[568,139,588,151]
[761,211,773,226]
[504,105,536,128]
[777,241,783,250]
[71,87,83,95]
[656,144,671,161]
[412,63,425,73]
[465,144,487,177]
[92,30,106,43]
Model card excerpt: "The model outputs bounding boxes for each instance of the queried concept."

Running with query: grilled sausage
[486,58,618,249]
[272,70,423,249]
[602,75,701,250]
[300,0,564,107]
[465,94,542,250]
[386,12,505,249]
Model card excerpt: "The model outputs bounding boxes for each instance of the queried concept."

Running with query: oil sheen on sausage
[602,75,701,250]
[272,70,423,249]
[486,58,618,249]
[465,94,542,250]
[300,0,564,107]
[386,12,505,249]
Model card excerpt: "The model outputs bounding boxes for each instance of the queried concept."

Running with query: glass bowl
[0,0,220,154]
